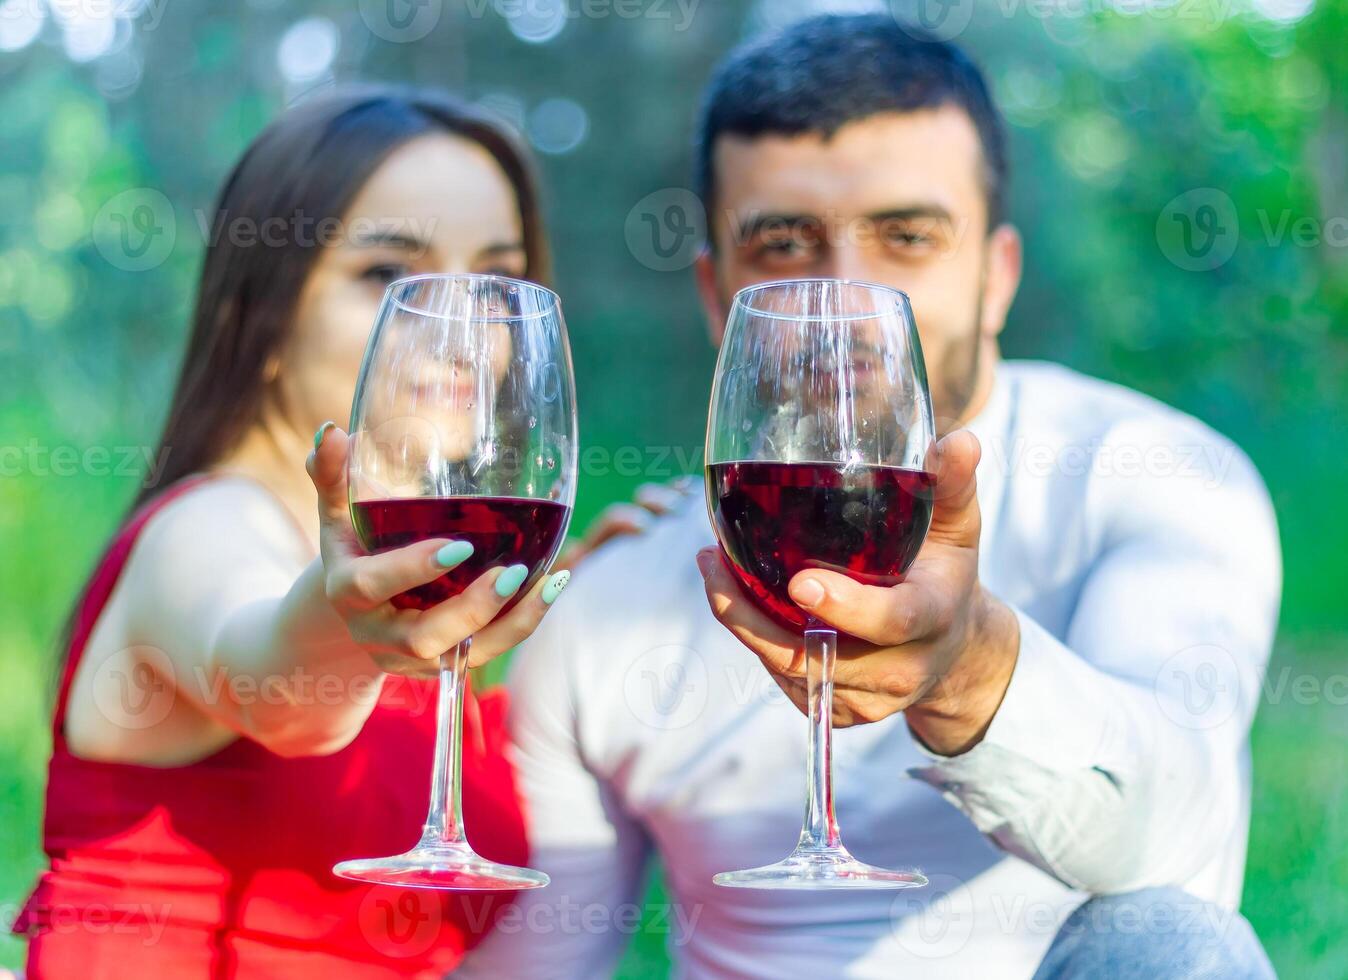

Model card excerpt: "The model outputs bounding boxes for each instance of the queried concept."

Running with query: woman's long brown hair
[59,86,549,662]
[129,84,550,514]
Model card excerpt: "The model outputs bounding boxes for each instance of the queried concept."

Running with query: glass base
[333,842,550,891]
[713,845,928,890]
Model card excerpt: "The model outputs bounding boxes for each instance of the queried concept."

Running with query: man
[459,15,1280,978]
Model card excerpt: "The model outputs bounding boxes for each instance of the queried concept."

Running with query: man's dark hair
[695,14,1009,232]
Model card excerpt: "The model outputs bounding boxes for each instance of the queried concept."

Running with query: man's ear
[981,223,1022,341]
[694,249,727,346]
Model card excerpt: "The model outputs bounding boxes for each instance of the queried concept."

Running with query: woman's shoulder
[110,475,309,651]
[128,474,310,583]
[63,475,311,764]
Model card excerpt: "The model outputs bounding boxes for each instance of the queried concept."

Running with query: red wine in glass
[334,273,576,892]
[707,461,933,632]
[705,278,933,890]
[352,497,570,613]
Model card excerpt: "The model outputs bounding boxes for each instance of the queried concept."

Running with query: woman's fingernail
[495,564,529,598]
[541,570,571,605]
[435,540,474,569]
[790,577,826,609]
[313,421,337,451]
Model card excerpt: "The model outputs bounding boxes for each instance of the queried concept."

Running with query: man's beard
[931,287,985,434]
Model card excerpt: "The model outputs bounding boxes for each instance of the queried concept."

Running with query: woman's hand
[307,423,569,677]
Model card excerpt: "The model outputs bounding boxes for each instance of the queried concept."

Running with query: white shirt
[456,360,1281,979]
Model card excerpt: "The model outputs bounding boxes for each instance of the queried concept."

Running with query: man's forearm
[907,607,1255,896]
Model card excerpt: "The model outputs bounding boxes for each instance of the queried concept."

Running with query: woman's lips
[408,378,479,406]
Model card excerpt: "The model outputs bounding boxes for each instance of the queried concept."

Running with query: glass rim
[385,272,561,322]
[730,277,912,323]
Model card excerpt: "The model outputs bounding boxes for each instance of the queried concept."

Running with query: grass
[1242,637,1348,977]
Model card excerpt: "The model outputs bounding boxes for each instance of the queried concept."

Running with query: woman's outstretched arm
[67,427,566,762]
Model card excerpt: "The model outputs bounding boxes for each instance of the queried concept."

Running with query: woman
[16,86,587,979]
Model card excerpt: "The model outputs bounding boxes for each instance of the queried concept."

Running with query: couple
[18,13,1279,980]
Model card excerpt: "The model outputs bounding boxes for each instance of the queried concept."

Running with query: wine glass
[705,278,935,889]
[333,273,576,890]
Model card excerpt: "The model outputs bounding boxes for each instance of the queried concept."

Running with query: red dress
[15,477,529,978]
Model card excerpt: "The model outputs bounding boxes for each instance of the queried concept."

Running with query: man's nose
[820,243,883,286]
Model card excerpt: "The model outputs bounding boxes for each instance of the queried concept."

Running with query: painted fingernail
[541,570,571,605]
[313,421,337,451]
[435,540,474,569]
[494,564,529,598]
[790,577,826,609]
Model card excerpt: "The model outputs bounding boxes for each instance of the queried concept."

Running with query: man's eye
[882,223,937,248]
[361,263,409,286]
[758,234,815,260]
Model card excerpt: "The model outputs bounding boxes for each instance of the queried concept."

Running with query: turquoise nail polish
[541,570,571,605]
[495,564,529,598]
[313,420,336,451]
[435,540,474,569]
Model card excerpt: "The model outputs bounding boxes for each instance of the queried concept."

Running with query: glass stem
[421,637,470,849]
[798,626,843,852]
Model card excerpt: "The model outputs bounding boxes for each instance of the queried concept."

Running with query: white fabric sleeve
[909,420,1280,899]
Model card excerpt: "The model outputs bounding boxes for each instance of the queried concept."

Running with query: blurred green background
[1,0,1345,975]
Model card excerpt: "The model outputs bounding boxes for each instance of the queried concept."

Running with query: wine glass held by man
[698,425,1021,755]
[17,87,640,980]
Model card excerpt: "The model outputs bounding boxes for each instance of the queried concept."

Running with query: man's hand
[696,429,1020,756]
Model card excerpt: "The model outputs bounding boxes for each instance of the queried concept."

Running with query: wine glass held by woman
[331,273,578,891]
[308,423,566,678]
[16,87,623,980]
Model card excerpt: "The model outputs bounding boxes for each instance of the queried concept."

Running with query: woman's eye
[475,252,528,278]
[361,263,409,286]
[479,280,514,316]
